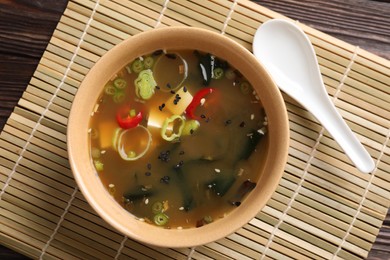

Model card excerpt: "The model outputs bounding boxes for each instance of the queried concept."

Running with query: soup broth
[89,49,268,229]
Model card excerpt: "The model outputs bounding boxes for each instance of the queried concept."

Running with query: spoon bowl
[253,19,375,174]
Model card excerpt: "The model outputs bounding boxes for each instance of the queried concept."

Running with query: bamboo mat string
[114,236,128,260]
[39,187,79,259]
[0,0,97,203]
[220,0,237,35]
[155,0,170,28]
[187,246,196,260]
[332,128,390,259]
[260,35,360,260]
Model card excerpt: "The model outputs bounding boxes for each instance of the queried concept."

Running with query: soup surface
[89,49,268,229]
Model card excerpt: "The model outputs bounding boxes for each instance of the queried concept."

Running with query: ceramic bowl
[67,27,289,248]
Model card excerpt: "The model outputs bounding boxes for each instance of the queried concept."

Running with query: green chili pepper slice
[132,59,144,73]
[154,213,169,226]
[239,81,251,95]
[161,115,185,141]
[113,91,126,103]
[152,202,163,214]
[104,83,116,96]
[134,69,157,100]
[182,119,200,135]
[144,56,154,69]
[213,67,224,79]
[114,77,127,89]
[225,68,236,80]
[94,160,104,171]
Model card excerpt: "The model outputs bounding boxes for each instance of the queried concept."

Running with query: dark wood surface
[0,0,389,259]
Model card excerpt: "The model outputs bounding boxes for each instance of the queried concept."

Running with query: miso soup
[89,49,268,229]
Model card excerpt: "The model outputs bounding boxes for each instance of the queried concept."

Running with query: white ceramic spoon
[253,19,375,174]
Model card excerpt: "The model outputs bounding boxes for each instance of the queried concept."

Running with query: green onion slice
[154,213,169,226]
[239,81,251,95]
[131,59,144,73]
[213,67,224,79]
[104,83,116,95]
[144,56,154,69]
[114,77,127,89]
[152,202,163,214]
[113,91,126,103]
[134,69,157,100]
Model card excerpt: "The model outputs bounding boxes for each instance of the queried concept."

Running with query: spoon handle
[308,97,375,174]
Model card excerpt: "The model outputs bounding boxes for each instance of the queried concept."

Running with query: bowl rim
[67,26,289,248]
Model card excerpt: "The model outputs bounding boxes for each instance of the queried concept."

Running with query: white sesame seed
[177,226,183,230]
[179,207,184,211]
[250,114,255,120]
[145,198,149,205]
[101,150,106,154]
[214,168,221,173]
[200,98,206,106]
[108,184,115,188]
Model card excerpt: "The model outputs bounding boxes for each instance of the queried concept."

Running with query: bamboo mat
[1,0,389,259]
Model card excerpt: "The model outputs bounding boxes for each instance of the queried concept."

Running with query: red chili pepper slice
[185,88,215,119]
[116,106,143,129]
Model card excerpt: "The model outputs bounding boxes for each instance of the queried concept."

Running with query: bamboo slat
[1,0,389,259]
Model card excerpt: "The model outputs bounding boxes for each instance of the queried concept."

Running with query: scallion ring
[154,213,169,226]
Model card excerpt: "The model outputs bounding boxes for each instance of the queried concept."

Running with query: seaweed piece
[238,129,263,160]
[229,180,256,206]
[194,51,213,86]
[206,172,236,197]
[123,185,155,202]
[175,167,195,211]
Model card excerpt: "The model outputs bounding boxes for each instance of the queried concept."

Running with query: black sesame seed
[179,150,185,155]
[166,83,172,89]
[158,103,165,111]
[158,150,171,162]
[200,114,206,119]
[152,49,163,56]
[190,129,194,135]
[147,163,152,170]
[232,201,241,207]
[225,119,232,126]
[174,160,184,169]
[145,171,151,176]
[160,175,170,184]
[165,53,177,59]
[183,86,187,92]
[156,85,160,90]
[170,90,175,94]
[239,121,246,127]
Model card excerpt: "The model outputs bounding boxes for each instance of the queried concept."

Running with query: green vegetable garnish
[104,83,116,96]
[161,115,185,141]
[94,160,104,171]
[144,56,154,69]
[113,91,125,103]
[239,81,251,95]
[154,213,169,226]
[213,67,224,79]
[152,202,163,214]
[134,69,157,100]
[225,68,236,80]
[131,59,144,73]
[182,119,200,135]
[114,77,127,89]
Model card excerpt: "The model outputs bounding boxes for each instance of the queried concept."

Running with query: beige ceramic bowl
[67,27,289,248]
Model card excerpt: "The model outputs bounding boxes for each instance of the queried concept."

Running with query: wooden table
[0,0,388,259]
